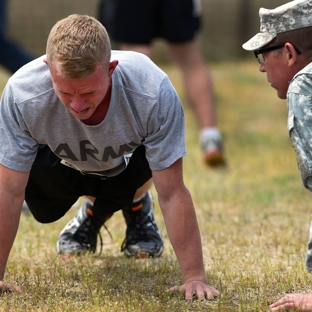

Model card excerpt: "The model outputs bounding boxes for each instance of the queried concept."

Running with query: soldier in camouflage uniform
[243,0,312,311]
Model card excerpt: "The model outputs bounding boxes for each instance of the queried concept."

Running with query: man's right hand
[0,281,22,294]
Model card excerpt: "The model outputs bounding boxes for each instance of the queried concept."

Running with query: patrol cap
[243,0,312,51]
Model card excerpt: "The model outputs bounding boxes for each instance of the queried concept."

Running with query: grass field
[0,60,311,311]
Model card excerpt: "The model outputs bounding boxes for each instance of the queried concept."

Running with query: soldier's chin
[275,88,287,100]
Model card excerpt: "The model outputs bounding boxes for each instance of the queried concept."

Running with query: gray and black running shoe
[121,191,164,258]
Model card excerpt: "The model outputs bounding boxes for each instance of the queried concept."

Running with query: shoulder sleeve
[0,82,38,172]
[287,74,312,191]
[143,76,186,171]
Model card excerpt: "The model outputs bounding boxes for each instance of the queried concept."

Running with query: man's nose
[70,97,87,112]
[259,63,266,73]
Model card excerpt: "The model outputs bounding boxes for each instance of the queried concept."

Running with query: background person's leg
[168,35,226,167]
[120,43,152,58]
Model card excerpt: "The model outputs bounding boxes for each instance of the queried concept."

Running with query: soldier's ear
[108,60,118,76]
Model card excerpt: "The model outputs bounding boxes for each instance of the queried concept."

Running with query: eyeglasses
[254,43,302,65]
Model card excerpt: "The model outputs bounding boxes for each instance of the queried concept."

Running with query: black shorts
[25,145,152,224]
[98,0,201,44]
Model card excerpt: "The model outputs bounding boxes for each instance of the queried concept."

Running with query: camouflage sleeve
[287,87,312,191]
[290,129,312,190]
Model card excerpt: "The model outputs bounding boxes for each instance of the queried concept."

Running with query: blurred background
[6,0,288,66]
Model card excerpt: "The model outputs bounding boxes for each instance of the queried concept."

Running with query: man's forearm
[0,166,30,281]
[0,195,23,280]
[159,188,207,283]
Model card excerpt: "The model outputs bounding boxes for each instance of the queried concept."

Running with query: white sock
[199,127,221,144]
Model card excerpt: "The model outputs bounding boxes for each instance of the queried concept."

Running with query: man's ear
[108,60,119,77]
[43,59,48,66]
[285,43,299,67]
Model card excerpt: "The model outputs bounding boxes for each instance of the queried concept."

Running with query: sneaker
[202,137,226,168]
[56,200,112,255]
[121,191,164,258]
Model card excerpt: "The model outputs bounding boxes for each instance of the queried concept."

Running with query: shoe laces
[120,210,156,252]
[73,213,112,255]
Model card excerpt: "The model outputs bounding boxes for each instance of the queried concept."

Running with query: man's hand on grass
[270,294,312,311]
[169,280,219,300]
[0,281,22,295]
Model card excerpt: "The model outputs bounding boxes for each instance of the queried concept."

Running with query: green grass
[1,60,311,311]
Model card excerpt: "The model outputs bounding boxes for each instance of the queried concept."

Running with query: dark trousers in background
[0,0,34,73]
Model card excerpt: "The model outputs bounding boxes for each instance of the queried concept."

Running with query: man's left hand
[169,280,219,300]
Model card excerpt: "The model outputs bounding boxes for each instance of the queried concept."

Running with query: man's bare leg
[121,43,152,59]
[168,35,226,167]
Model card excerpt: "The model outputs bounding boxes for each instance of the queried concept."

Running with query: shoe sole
[204,150,226,167]
[135,251,150,259]
[123,246,164,259]
[56,241,89,255]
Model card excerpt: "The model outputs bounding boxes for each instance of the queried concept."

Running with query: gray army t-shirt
[0,51,186,176]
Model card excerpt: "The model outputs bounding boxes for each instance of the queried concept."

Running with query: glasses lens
[258,53,265,64]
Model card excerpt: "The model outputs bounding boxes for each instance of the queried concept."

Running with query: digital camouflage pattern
[242,0,312,276]
[243,0,312,51]
[286,62,312,273]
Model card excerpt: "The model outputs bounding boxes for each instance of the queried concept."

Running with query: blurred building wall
[7,0,288,62]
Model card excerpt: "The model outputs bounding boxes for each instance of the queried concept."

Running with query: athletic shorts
[98,0,201,44]
[25,145,152,224]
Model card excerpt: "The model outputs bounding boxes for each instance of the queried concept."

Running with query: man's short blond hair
[46,14,111,78]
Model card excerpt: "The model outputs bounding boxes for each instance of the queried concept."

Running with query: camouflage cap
[243,0,312,51]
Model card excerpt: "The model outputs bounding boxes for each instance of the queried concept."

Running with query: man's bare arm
[152,158,219,300]
[0,164,29,293]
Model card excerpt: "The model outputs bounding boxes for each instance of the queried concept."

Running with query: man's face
[258,44,299,99]
[46,61,117,122]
